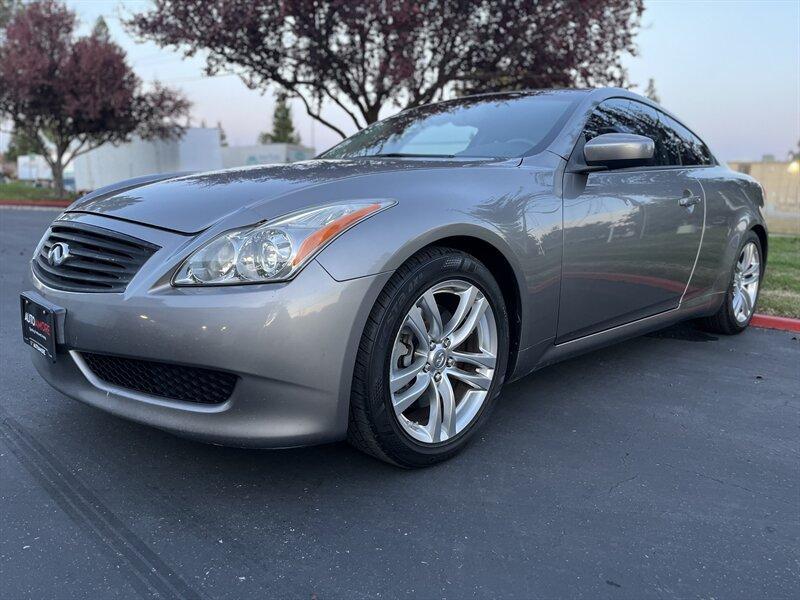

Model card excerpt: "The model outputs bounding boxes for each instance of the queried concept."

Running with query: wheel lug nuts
[423,363,431,372]
[443,338,451,348]
[434,372,442,382]
[446,358,454,367]
[429,342,436,351]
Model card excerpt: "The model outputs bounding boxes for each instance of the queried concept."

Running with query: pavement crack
[608,475,638,495]
[661,462,794,507]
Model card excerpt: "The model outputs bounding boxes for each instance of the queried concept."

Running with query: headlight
[173,201,393,286]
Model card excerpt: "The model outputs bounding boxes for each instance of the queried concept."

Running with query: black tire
[347,246,509,468]
[697,230,763,335]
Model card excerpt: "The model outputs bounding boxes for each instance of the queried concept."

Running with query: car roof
[457,87,659,106]
[443,88,591,103]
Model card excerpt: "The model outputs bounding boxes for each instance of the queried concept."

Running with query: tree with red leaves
[0,1,190,196]
[127,0,643,139]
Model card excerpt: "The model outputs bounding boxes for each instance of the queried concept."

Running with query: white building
[73,127,223,191]
[221,143,315,168]
[16,154,53,181]
[73,130,316,192]
[15,154,76,189]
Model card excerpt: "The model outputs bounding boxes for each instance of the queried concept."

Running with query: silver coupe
[22,88,767,467]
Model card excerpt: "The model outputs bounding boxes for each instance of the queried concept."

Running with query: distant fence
[728,161,799,235]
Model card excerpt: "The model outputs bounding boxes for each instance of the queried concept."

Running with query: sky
[3,0,799,161]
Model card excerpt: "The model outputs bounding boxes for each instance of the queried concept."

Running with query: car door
[556,99,705,342]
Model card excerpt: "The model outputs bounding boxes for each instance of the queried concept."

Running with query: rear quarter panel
[688,166,767,303]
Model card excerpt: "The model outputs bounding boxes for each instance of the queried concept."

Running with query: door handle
[679,192,701,207]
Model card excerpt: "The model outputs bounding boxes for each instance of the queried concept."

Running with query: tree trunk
[363,105,381,125]
[51,161,65,199]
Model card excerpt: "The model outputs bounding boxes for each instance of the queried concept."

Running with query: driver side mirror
[583,133,655,170]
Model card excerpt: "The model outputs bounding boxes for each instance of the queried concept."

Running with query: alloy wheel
[731,241,760,323]
[389,280,498,444]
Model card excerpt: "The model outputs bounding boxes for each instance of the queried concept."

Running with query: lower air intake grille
[81,353,237,405]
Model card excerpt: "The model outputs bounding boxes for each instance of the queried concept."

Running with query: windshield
[321,92,580,160]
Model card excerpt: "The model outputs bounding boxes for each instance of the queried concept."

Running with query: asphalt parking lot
[1,207,798,599]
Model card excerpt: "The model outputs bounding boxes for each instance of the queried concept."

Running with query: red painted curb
[0,199,72,207]
[751,314,800,333]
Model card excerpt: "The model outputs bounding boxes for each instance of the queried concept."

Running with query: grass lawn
[760,235,800,319]
[0,181,76,201]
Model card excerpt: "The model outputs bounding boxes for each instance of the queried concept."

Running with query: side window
[584,99,671,167]
[695,141,714,165]
[626,101,672,167]
[583,99,637,141]
[696,140,714,165]
[658,113,715,166]
[582,99,715,168]
[653,115,683,166]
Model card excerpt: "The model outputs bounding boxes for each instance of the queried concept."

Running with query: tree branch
[294,92,347,139]
[321,87,366,130]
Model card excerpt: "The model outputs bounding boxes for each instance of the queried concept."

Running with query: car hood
[66,158,500,234]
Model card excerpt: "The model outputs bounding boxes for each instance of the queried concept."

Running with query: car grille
[81,353,238,405]
[33,222,159,292]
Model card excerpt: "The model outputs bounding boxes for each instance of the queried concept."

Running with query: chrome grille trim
[32,221,159,292]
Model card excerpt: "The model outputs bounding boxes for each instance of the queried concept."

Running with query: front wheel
[348,247,509,467]
[698,230,763,335]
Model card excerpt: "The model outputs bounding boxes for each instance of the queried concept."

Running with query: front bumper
[29,213,391,447]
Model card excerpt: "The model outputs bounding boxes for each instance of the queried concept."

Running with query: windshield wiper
[364,152,456,159]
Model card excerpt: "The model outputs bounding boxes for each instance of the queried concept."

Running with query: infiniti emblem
[47,242,71,267]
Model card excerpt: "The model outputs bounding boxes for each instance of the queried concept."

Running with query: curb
[751,314,800,333]
[0,199,72,208]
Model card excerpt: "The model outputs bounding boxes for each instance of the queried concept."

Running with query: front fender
[317,205,525,284]
[316,164,564,357]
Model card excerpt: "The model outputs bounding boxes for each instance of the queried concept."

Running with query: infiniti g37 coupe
[22,88,767,467]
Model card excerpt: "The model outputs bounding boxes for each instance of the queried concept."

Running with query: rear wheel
[698,231,763,335]
[348,247,509,467]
